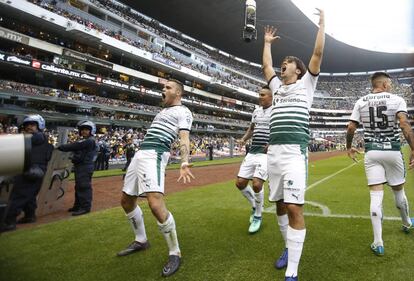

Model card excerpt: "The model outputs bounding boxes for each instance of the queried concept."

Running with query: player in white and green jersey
[262,9,325,281]
[236,86,272,234]
[117,79,194,277]
[347,72,414,257]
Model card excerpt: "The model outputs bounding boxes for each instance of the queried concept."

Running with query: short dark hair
[370,72,391,87]
[260,86,272,95]
[283,56,307,79]
[168,78,184,94]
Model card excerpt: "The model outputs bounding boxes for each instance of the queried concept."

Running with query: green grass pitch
[1,149,414,281]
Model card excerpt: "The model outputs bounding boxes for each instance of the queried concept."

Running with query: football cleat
[402,218,414,233]
[117,240,150,256]
[162,255,181,277]
[285,276,298,281]
[248,216,262,234]
[275,248,288,269]
[249,207,256,223]
[370,243,384,256]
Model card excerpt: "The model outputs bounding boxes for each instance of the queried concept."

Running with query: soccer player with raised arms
[262,9,325,281]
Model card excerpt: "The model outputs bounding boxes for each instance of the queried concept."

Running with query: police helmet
[23,114,46,131]
[77,120,96,136]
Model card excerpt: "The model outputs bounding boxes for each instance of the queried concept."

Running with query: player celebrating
[346,72,414,256]
[235,86,272,234]
[262,9,325,281]
[117,79,194,277]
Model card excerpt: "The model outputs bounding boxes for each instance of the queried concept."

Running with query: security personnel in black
[123,138,135,171]
[58,121,97,216]
[3,114,53,231]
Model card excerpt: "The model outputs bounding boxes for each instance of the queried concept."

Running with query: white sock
[254,189,264,217]
[277,214,289,247]
[157,212,181,256]
[240,185,255,208]
[393,189,411,226]
[370,190,384,246]
[285,226,306,278]
[126,206,147,243]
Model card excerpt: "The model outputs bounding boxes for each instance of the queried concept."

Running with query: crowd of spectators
[87,0,265,79]
[9,1,414,106]
[314,75,413,109]
[0,121,244,165]
[28,0,263,92]
[308,130,364,152]
[0,80,251,127]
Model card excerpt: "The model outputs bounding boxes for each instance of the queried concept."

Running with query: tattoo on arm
[401,119,414,150]
[346,131,354,150]
[346,121,358,149]
[180,143,189,163]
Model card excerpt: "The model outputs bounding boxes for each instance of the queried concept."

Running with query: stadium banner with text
[0,27,30,44]
[0,51,32,66]
[152,53,181,70]
[62,49,113,69]
[0,51,146,94]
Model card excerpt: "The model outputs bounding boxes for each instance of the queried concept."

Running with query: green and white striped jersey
[250,106,271,154]
[268,72,318,145]
[140,105,193,153]
[350,92,407,151]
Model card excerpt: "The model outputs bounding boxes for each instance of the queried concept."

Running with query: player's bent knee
[286,204,304,219]
[276,201,287,215]
[147,193,165,212]
[120,192,136,211]
[252,179,263,192]
[236,177,248,189]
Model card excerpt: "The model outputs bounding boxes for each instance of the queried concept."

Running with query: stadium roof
[120,0,414,73]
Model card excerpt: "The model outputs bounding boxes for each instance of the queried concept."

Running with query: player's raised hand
[347,147,360,163]
[264,25,280,44]
[177,163,195,184]
[314,8,325,25]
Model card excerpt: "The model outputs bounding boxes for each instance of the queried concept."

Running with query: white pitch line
[262,162,401,221]
[306,162,357,192]
[302,213,401,221]
[263,206,401,221]
[264,201,331,215]
[261,162,399,220]
[263,163,357,213]
[306,201,331,215]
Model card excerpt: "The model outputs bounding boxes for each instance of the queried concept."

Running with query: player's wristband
[181,162,189,168]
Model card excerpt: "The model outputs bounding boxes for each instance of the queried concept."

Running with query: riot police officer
[3,114,53,231]
[58,121,97,216]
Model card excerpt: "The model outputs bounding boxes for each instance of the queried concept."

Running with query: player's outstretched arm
[177,130,195,183]
[397,112,414,168]
[346,120,360,162]
[262,25,279,82]
[308,9,325,75]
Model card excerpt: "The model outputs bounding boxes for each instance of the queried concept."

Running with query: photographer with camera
[2,115,53,232]
[58,121,97,216]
